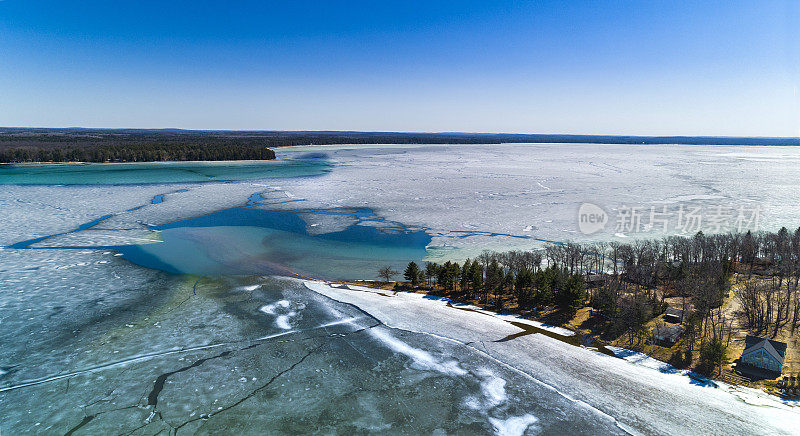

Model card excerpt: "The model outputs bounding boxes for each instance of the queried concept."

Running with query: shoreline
[0,158,279,166]
[340,278,794,395]
[300,278,800,434]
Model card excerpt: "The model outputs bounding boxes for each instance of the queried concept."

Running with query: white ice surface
[271,144,800,260]
[0,184,173,245]
[0,181,274,248]
[7,143,800,260]
[332,283,575,336]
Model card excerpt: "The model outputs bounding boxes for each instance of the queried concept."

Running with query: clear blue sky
[1,1,798,136]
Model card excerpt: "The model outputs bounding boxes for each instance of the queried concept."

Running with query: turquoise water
[3,153,430,280]
[0,158,331,185]
[118,207,431,280]
[8,204,431,280]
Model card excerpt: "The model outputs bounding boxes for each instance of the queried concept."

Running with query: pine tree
[425,262,438,286]
[404,261,420,286]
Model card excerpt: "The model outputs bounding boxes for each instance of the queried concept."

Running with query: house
[663,307,684,324]
[740,335,786,374]
[653,324,684,346]
[585,274,605,288]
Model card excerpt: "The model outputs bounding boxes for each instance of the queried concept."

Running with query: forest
[0,131,277,163]
[1,127,798,163]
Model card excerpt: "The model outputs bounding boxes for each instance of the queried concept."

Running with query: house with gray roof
[739,335,786,374]
[653,324,684,346]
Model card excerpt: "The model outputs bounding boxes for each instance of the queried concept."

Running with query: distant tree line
[3,127,798,162]
[1,127,798,154]
[0,142,276,163]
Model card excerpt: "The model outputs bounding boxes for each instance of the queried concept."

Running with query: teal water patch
[0,158,331,185]
[117,207,431,280]
[9,205,431,280]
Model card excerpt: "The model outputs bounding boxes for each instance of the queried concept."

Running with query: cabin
[740,335,786,374]
[653,324,684,346]
[663,307,684,324]
[585,274,606,288]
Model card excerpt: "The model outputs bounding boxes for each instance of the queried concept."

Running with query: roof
[664,307,684,318]
[653,324,684,341]
[742,335,787,365]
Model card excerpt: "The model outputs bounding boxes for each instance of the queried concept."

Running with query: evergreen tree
[469,261,483,293]
[485,259,503,303]
[698,338,728,376]
[437,261,461,291]
[556,274,586,317]
[460,259,472,293]
[425,262,438,286]
[515,267,535,309]
[404,262,420,286]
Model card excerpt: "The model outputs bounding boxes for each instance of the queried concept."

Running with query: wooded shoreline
[2,127,799,163]
[0,142,276,163]
[385,227,800,384]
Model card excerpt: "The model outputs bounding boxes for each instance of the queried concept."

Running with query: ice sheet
[271,144,800,259]
[5,144,800,435]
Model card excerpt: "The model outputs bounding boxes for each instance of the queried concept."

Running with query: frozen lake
[2,143,799,434]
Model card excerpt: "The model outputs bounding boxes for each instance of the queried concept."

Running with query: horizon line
[1,126,799,140]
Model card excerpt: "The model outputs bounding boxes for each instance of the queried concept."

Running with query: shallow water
[8,203,432,280]
[0,157,331,185]
[120,207,431,280]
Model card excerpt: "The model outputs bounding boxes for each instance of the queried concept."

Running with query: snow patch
[259,300,290,315]
[608,345,800,425]
[237,284,261,292]
[489,414,539,436]
[477,368,508,408]
[274,314,295,330]
[259,300,302,330]
[463,396,481,410]
[369,327,467,376]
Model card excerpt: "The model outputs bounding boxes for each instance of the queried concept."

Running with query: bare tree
[377,266,399,283]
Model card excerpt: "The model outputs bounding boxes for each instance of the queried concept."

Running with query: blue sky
[1,1,797,136]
